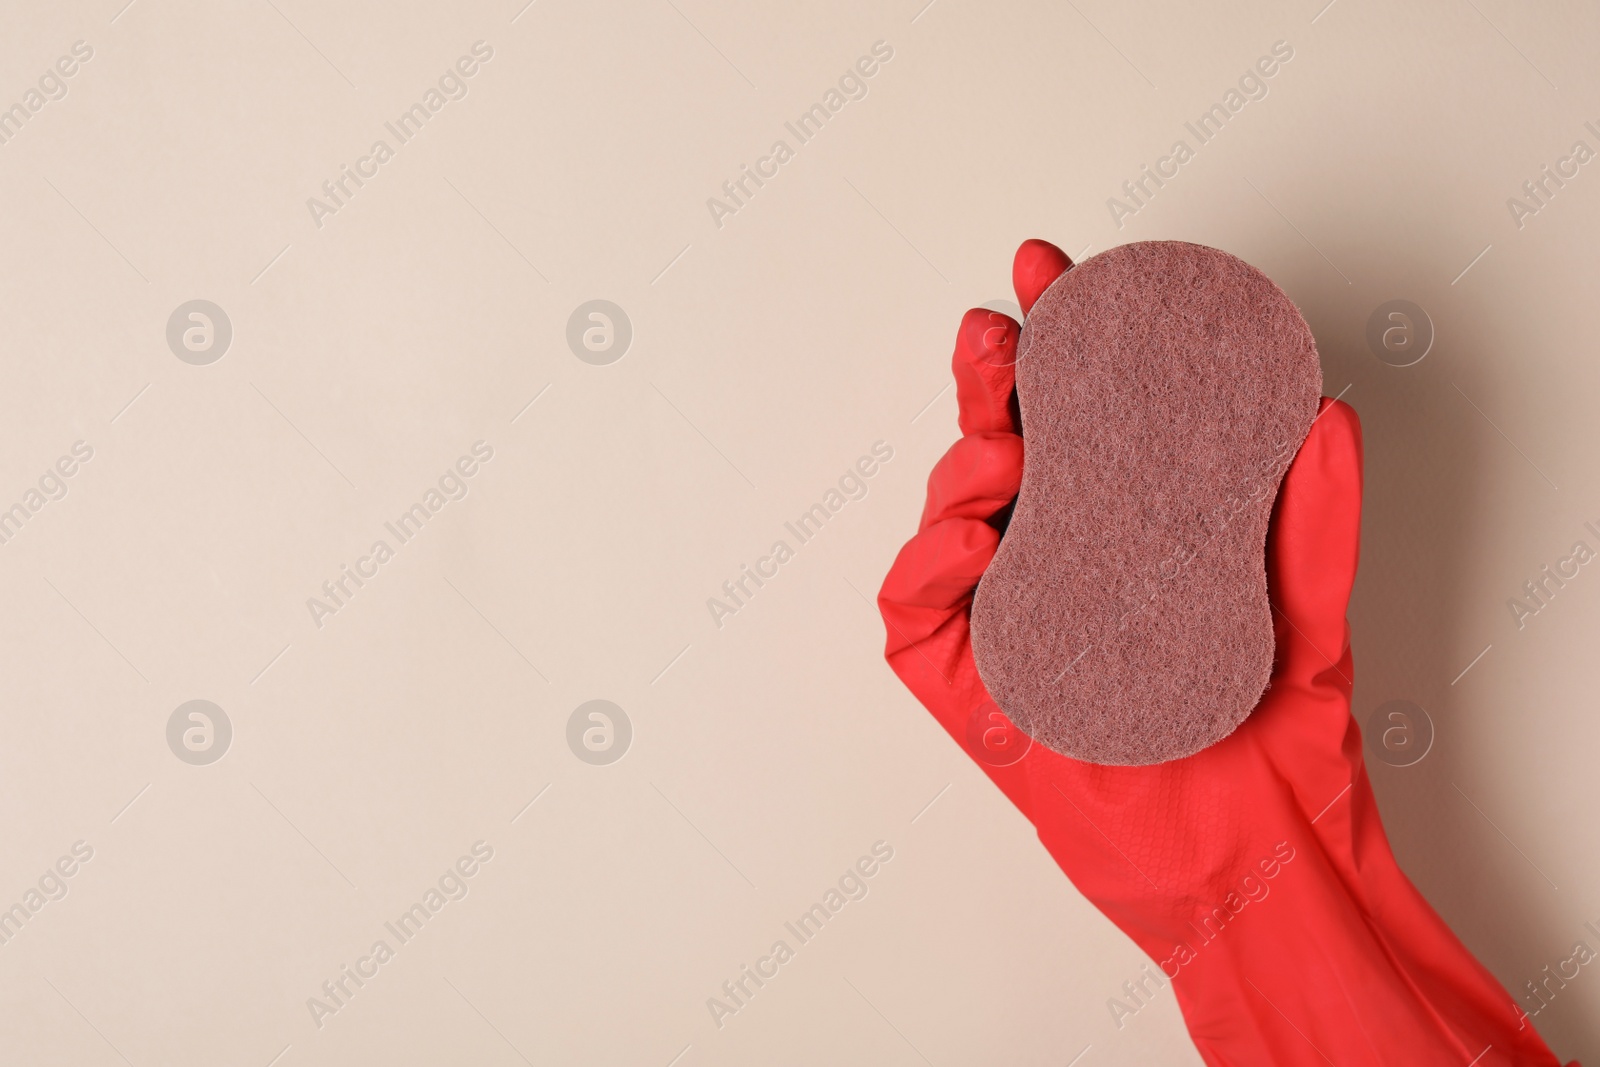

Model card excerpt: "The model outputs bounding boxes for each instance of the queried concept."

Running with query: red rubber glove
[878,239,1574,1066]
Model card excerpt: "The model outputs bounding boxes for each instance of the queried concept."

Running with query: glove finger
[878,516,1038,819]
[880,516,999,642]
[954,307,1022,436]
[1013,238,1074,314]
[952,239,1071,436]
[1265,397,1363,681]
[919,431,1024,531]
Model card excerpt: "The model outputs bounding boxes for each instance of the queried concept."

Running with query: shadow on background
[1257,225,1596,1059]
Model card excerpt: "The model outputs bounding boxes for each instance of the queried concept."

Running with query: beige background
[1,0,1597,1063]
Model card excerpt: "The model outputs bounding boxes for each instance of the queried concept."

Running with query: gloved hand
[878,238,1573,1066]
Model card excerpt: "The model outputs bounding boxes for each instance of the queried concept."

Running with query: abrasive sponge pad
[970,240,1322,766]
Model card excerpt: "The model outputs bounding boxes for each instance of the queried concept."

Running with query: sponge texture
[969,241,1322,766]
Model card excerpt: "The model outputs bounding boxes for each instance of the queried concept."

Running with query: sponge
[969,241,1322,766]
